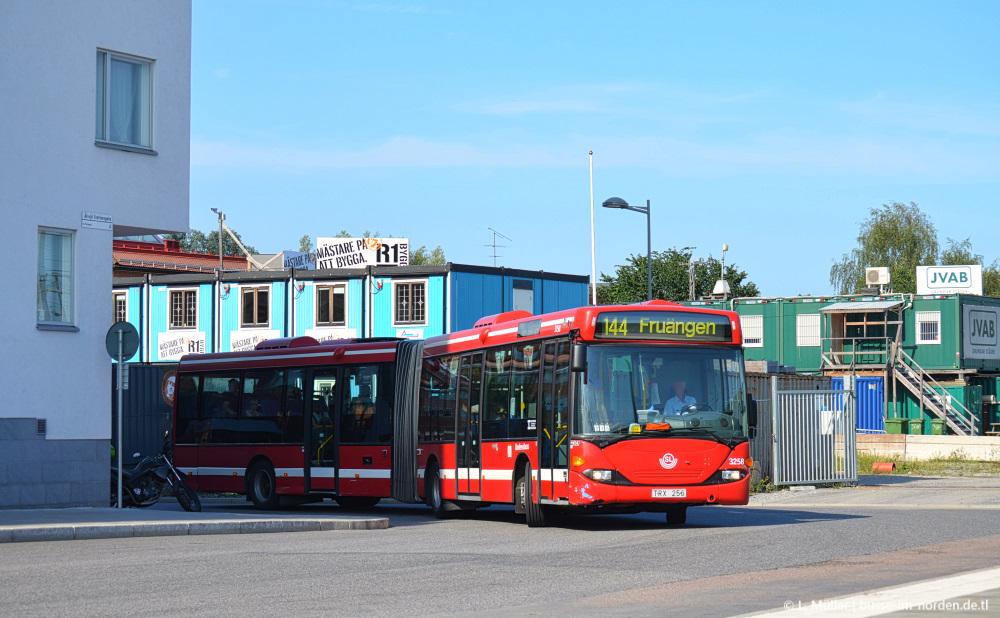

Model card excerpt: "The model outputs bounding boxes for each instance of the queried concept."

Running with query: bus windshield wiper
[664,426,740,446]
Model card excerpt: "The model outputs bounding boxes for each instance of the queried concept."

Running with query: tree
[598,248,759,304]
[830,202,938,294]
[940,237,1000,297]
[298,234,314,253]
[163,228,257,257]
[411,245,447,265]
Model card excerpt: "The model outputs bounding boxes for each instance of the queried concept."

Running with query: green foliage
[598,248,760,303]
[830,201,938,294]
[940,237,1000,297]
[411,245,447,265]
[163,229,257,257]
[298,234,314,253]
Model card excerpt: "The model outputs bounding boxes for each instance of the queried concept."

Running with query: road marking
[751,565,1000,617]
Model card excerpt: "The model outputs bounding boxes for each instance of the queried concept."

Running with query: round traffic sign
[106,321,140,360]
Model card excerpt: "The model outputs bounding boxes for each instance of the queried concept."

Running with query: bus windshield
[574,345,747,440]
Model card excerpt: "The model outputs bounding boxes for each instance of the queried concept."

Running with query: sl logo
[659,453,678,470]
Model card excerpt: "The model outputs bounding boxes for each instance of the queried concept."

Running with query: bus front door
[539,340,570,501]
[306,368,338,493]
[456,353,483,496]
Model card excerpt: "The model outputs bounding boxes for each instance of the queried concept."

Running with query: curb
[0,517,390,544]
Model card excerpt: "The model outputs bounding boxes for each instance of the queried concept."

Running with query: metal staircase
[890,343,978,436]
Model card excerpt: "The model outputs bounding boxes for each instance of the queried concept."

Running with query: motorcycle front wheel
[173,478,202,512]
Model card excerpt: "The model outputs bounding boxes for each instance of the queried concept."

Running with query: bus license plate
[652,489,686,498]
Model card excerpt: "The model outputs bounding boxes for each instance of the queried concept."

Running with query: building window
[796,314,821,347]
[96,50,153,149]
[37,228,74,325]
[113,291,128,324]
[169,289,198,329]
[740,314,764,348]
[241,286,270,328]
[916,311,941,344]
[394,281,426,325]
[316,284,346,326]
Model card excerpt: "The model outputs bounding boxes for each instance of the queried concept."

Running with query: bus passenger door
[540,340,570,501]
[456,353,483,496]
[306,368,339,493]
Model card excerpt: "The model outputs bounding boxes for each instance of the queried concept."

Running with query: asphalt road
[2,495,998,617]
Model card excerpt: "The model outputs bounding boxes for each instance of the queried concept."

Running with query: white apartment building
[0,1,191,507]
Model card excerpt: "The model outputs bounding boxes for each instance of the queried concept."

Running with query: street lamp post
[211,208,225,273]
[603,197,652,301]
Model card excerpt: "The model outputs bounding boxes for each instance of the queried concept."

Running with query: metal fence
[747,374,832,486]
[772,378,857,486]
[111,363,177,465]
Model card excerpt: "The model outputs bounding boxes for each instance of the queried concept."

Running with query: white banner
[230,330,280,352]
[314,237,410,269]
[305,327,357,343]
[157,332,206,361]
[917,265,983,295]
[282,250,315,270]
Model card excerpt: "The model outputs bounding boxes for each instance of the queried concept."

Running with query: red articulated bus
[172,300,754,526]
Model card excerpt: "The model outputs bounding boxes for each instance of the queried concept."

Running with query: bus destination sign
[594,311,734,343]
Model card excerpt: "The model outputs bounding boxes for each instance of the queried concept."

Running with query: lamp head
[602,197,629,209]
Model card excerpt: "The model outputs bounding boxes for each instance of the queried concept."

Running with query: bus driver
[664,380,696,415]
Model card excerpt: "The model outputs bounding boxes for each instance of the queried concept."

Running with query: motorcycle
[111,431,201,512]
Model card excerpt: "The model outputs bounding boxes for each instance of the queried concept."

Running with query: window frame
[315,283,348,327]
[240,285,271,329]
[36,227,76,329]
[740,314,764,348]
[95,49,155,154]
[915,311,942,345]
[168,288,199,330]
[796,313,821,347]
[113,290,128,324]
[393,279,428,326]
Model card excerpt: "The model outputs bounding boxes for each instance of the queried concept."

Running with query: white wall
[0,1,191,440]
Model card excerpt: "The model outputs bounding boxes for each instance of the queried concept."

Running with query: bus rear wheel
[426,465,449,519]
[523,463,549,528]
[666,506,687,525]
[248,461,280,510]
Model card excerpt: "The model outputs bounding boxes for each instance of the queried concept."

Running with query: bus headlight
[582,469,616,483]
[721,470,744,482]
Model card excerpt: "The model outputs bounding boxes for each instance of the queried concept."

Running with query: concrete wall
[0,1,191,507]
[857,434,1000,462]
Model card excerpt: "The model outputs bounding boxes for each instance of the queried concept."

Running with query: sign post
[106,322,139,508]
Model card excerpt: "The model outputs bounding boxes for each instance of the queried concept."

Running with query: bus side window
[175,375,200,443]
[438,356,459,444]
[483,346,512,440]
[283,369,305,443]
[341,365,380,443]
[510,343,539,438]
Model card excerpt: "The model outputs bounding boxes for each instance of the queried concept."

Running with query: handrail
[893,345,978,435]
[820,337,893,367]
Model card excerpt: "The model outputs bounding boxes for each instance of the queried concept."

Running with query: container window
[740,315,764,348]
[796,314,821,347]
[916,311,941,345]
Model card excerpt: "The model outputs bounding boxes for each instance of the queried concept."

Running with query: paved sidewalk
[750,474,1000,509]
[0,500,389,544]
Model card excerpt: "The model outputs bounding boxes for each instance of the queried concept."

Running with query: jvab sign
[963,305,999,359]
[314,238,409,269]
[917,265,983,295]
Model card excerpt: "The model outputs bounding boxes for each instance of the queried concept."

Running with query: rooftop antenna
[485,227,511,267]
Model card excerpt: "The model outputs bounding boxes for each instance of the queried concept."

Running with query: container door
[539,340,570,501]
[307,368,339,493]
[455,353,483,496]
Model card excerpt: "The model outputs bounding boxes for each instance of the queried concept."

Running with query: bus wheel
[666,506,687,526]
[514,475,526,515]
[336,496,381,510]
[523,463,548,528]
[426,465,448,519]
[248,461,280,510]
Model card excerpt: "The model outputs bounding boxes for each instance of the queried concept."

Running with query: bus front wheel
[426,465,448,519]
[523,463,549,528]
[248,461,280,510]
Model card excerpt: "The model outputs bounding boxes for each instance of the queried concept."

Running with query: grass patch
[750,475,778,494]
[858,449,1000,476]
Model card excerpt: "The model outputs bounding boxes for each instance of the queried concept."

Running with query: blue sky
[189,1,1000,295]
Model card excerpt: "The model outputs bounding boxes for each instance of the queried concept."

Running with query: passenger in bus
[664,380,697,415]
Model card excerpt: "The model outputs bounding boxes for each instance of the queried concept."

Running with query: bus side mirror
[747,398,758,429]
[570,343,587,372]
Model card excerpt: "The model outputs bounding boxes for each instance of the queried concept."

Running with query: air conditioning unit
[866,267,890,286]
